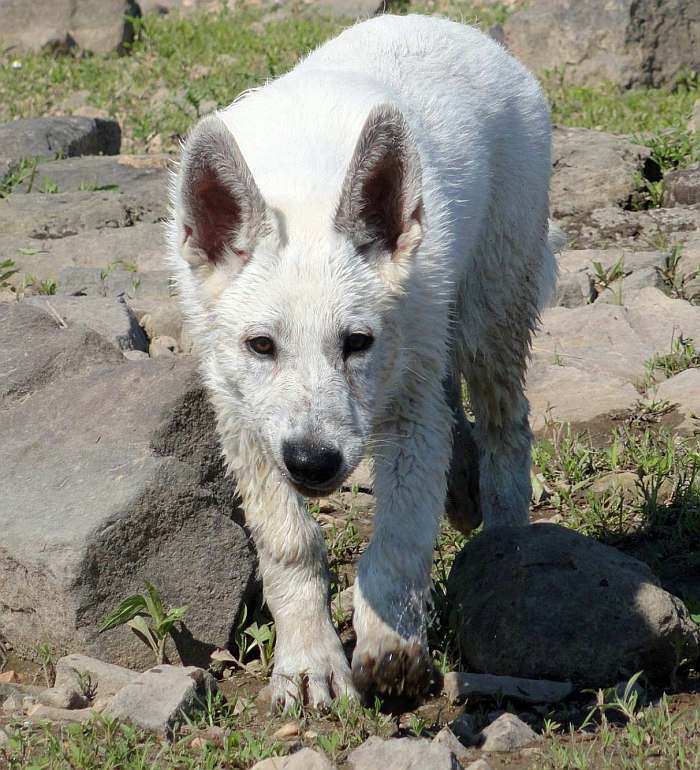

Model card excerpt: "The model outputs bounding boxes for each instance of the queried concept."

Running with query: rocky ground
[1,2,700,769]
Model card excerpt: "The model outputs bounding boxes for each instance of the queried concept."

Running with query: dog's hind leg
[456,229,555,529]
[444,365,482,534]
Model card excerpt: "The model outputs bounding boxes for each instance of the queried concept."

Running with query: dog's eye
[247,336,275,356]
[344,333,374,357]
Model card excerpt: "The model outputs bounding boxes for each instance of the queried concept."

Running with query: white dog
[168,13,557,710]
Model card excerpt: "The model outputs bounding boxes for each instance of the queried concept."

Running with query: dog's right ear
[176,115,271,271]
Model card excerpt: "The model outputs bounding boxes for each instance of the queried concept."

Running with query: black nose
[282,441,343,488]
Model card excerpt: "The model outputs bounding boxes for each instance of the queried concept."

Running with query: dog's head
[171,104,423,496]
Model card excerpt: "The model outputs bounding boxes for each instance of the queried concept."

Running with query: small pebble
[273,721,300,740]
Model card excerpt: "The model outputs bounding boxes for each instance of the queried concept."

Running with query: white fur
[168,14,556,709]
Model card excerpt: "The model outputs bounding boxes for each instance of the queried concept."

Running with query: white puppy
[168,13,557,710]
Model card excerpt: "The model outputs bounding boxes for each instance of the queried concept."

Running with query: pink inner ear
[191,176,242,264]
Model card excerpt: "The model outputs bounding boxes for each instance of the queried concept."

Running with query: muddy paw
[351,641,441,708]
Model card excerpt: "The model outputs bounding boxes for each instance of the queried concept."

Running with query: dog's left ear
[176,115,272,271]
[334,103,423,264]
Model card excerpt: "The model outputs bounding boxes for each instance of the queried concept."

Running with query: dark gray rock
[0,117,120,174]
[15,154,170,195]
[348,736,461,770]
[0,189,167,240]
[550,127,653,221]
[25,295,148,352]
[504,0,699,88]
[107,665,217,739]
[663,164,700,208]
[447,524,700,687]
[0,302,123,406]
[0,306,256,668]
[0,0,140,55]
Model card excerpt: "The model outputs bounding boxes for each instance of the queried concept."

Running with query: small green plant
[0,258,19,290]
[37,177,59,194]
[36,278,57,295]
[98,582,188,665]
[34,642,56,688]
[231,604,276,676]
[592,254,625,303]
[655,244,699,300]
[0,157,38,197]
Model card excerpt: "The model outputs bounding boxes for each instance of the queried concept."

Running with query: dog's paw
[351,636,441,705]
[267,646,358,713]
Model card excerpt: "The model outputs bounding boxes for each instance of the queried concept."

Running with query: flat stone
[0,316,256,667]
[550,127,653,221]
[532,289,700,383]
[57,268,173,299]
[558,248,667,276]
[4,224,170,289]
[0,0,139,55]
[250,748,335,769]
[597,266,667,303]
[576,206,700,250]
[0,189,168,240]
[478,713,540,753]
[447,524,700,687]
[108,665,217,738]
[527,362,639,430]
[54,654,138,699]
[348,736,460,770]
[14,154,170,194]
[0,117,120,174]
[655,368,700,433]
[443,672,573,705]
[26,704,94,723]
[664,164,700,208]
[25,296,148,352]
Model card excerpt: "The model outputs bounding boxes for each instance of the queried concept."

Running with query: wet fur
[168,14,557,709]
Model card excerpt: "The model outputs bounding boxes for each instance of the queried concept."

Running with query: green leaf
[128,615,159,656]
[98,594,148,632]
[143,581,165,627]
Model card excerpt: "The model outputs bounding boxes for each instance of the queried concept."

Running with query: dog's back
[219,14,552,283]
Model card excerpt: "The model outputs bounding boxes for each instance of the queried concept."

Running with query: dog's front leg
[351,382,452,700]
[240,463,357,711]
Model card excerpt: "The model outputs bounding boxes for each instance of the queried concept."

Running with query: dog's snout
[282,441,343,488]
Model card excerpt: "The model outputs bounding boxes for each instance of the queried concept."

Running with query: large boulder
[0,0,141,55]
[504,0,700,88]
[447,524,700,686]
[0,302,256,668]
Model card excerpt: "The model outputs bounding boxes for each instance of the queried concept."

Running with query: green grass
[1,1,696,165]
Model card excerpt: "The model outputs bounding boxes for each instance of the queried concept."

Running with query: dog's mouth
[290,480,342,498]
